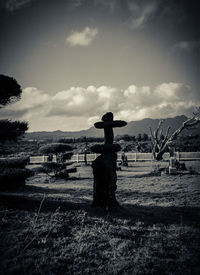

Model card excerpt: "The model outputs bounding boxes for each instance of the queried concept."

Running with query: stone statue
[91,112,127,210]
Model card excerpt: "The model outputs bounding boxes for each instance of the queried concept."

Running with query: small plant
[23,195,62,250]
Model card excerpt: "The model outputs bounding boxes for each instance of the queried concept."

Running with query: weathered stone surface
[91,144,121,153]
[94,120,127,129]
[94,120,127,144]
[102,112,113,121]
[91,111,127,210]
[94,112,127,144]
[91,153,120,209]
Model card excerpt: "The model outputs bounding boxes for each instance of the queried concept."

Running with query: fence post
[77,154,79,162]
[135,152,137,162]
[177,151,180,161]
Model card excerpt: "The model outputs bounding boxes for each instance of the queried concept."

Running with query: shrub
[0,156,30,169]
[39,143,73,155]
[41,162,66,176]
[0,168,34,191]
[40,162,77,179]
[39,143,76,180]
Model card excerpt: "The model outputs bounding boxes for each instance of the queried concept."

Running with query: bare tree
[150,107,200,161]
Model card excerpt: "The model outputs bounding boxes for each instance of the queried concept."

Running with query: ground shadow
[21,184,93,196]
[0,193,199,227]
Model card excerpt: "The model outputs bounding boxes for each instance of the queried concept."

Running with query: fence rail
[29,155,56,163]
[27,152,200,164]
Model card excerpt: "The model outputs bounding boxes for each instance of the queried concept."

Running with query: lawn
[0,161,200,274]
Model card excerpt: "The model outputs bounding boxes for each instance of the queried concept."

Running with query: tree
[142,133,149,141]
[39,143,76,179]
[0,75,32,190]
[0,74,22,107]
[150,108,200,160]
[0,74,28,143]
[0,120,28,141]
[137,133,142,142]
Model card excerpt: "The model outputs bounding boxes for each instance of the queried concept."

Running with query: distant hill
[25,115,200,140]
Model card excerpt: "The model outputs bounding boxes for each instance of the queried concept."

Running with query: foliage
[39,143,76,179]
[62,152,73,161]
[0,75,31,190]
[58,136,104,143]
[0,156,30,169]
[0,143,12,155]
[40,162,76,179]
[58,138,75,143]
[0,167,33,179]
[0,74,22,107]
[0,156,33,190]
[0,120,28,142]
[0,168,34,190]
[115,134,136,142]
[0,140,39,157]
[115,134,149,142]
[0,75,28,146]
[41,162,66,176]
[39,143,73,155]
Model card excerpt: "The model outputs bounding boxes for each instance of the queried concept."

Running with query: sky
[0,0,199,132]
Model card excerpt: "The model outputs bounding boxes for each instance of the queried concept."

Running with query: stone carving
[91,112,127,210]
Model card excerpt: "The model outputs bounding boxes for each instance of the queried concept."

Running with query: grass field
[0,161,200,274]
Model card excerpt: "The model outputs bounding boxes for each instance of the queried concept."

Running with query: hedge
[0,156,30,169]
[0,168,34,191]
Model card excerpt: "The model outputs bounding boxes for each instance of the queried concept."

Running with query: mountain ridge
[25,115,200,140]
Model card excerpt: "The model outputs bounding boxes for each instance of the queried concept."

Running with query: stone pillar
[91,112,127,210]
[169,157,177,175]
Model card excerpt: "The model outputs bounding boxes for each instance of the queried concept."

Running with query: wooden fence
[29,155,56,164]
[28,152,200,164]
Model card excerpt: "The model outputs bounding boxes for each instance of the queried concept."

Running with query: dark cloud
[0,0,35,12]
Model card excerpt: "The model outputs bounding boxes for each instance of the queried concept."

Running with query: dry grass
[0,161,200,274]
[0,208,199,275]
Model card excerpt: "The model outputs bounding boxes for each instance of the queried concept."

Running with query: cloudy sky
[0,0,199,132]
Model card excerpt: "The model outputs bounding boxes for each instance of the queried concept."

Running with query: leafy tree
[142,133,149,141]
[58,138,75,144]
[137,133,142,142]
[0,74,22,107]
[0,120,28,142]
[39,143,76,179]
[39,143,73,156]
[0,75,31,190]
[0,74,28,143]
[115,134,136,142]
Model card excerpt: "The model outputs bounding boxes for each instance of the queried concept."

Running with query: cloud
[0,83,199,131]
[0,87,50,121]
[172,40,200,53]
[69,0,84,9]
[126,0,160,30]
[66,27,98,46]
[1,0,34,12]
[94,0,119,13]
